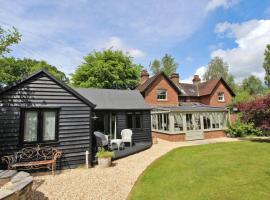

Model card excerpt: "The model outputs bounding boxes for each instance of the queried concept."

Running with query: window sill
[218,100,225,102]
[18,141,60,147]
[157,99,168,102]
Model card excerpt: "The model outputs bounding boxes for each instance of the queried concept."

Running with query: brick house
[137,70,235,141]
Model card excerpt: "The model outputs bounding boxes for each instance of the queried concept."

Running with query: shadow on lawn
[240,137,270,143]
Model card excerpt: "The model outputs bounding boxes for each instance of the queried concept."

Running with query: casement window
[157,89,167,100]
[126,112,143,129]
[218,92,225,102]
[21,109,58,144]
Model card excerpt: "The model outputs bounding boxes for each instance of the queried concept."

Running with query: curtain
[43,111,56,141]
[24,111,38,142]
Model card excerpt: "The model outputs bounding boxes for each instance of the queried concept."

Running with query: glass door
[109,112,117,139]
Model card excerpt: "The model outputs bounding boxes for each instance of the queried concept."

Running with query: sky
[0,0,270,83]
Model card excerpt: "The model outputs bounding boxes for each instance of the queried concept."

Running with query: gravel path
[33,138,239,200]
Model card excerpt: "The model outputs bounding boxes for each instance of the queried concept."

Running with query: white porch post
[169,113,174,133]
[183,114,187,131]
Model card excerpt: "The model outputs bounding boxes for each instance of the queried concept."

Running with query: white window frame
[218,92,225,102]
[157,89,167,101]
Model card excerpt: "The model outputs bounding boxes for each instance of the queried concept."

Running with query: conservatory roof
[152,103,227,112]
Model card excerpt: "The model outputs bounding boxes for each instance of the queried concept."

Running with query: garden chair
[121,129,133,148]
[94,131,109,149]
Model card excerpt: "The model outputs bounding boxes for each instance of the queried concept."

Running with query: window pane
[174,113,183,131]
[211,112,220,129]
[163,114,169,131]
[127,114,133,128]
[24,111,38,142]
[186,114,193,131]
[203,114,211,129]
[135,114,142,128]
[157,89,167,100]
[157,114,162,130]
[43,111,56,141]
[193,113,201,130]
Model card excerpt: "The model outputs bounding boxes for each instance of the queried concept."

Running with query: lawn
[129,141,270,200]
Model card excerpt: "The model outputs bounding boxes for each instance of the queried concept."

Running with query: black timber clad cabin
[0,70,152,169]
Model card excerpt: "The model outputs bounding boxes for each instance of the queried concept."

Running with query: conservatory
[151,103,229,141]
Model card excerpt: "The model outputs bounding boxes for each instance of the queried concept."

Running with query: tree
[263,44,270,88]
[71,49,142,89]
[241,75,264,95]
[204,56,236,91]
[150,54,178,76]
[0,26,21,57]
[0,57,68,87]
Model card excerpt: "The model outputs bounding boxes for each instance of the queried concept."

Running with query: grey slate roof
[152,103,227,112]
[75,88,151,110]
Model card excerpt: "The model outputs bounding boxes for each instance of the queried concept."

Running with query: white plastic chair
[121,129,133,148]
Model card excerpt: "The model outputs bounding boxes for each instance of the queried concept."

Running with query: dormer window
[218,92,225,102]
[157,89,167,100]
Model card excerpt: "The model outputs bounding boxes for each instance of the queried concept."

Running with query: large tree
[204,56,236,91]
[263,44,270,88]
[0,26,21,57]
[150,54,178,76]
[71,49,142,89]
[241,75,264,95]
[0,57,68,87]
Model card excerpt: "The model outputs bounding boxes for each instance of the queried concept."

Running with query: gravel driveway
[33,137,239,200]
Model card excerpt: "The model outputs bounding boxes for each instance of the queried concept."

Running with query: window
[218,92,225,102]
[203,115,211,129]
[211,113,220,129]
[21,109,58,143]
[126,112,142,129]
[173,113,183,131]
[186,114,193,131]
[157,89,167,100]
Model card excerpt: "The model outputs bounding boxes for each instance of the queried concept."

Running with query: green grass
[129,141,270,200]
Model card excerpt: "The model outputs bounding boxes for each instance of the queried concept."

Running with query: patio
[32,137,239,200]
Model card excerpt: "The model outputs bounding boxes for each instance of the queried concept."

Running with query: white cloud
[211,19,270,82]
[206,0,239,12]
[181,66,207,83]
[98,37,146,59]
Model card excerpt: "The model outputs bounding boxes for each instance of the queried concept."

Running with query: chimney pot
[192,75,201,84]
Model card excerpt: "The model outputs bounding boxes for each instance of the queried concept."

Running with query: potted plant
[96,148,114,168]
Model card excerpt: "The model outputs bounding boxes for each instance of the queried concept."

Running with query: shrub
[237,94,270,135]
[95,148,114,158]
[227,120,263,137]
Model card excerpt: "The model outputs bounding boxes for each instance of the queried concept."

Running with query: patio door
[109,112,117,139]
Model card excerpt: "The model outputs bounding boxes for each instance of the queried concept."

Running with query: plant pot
[97,157,112,168]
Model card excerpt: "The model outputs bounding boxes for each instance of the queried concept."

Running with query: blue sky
[1,0,270,83]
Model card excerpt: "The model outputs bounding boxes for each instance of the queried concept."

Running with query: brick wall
[152,131,185,142]
[144,75,179,106]
[153,130,227,141]
[204,130,226,139]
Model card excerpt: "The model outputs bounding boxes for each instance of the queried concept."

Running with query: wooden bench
[1,145,62,175]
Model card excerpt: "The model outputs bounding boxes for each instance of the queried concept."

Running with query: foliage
[203,56,236,91]
[129,142,270,200]
[241,75,264,95]
[0,26,21,57]
[227,120,262,137]
[263,44,270,88]
[71,49,142,89]
[95,148,114,158]
[150,54,178,76]
[237,95,270,135]
[0,57,68,87]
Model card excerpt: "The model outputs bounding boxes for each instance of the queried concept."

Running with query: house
[0,70,152,169]
[137,70,235,141]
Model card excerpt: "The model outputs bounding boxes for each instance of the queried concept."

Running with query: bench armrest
[53,150,62,161]
[1,155,16,169]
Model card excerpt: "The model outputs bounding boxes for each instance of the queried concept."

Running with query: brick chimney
[192,75,201,96]
[140,69,149,84]
[170,73,180,86]
[192,75,201,84]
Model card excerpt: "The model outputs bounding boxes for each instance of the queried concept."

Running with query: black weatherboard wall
[0,71,94,169]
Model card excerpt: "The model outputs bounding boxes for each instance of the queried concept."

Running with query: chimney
[192,75,201,84]
[170,73,180,85]
[192,75,201,96]
[140,69,149,84]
